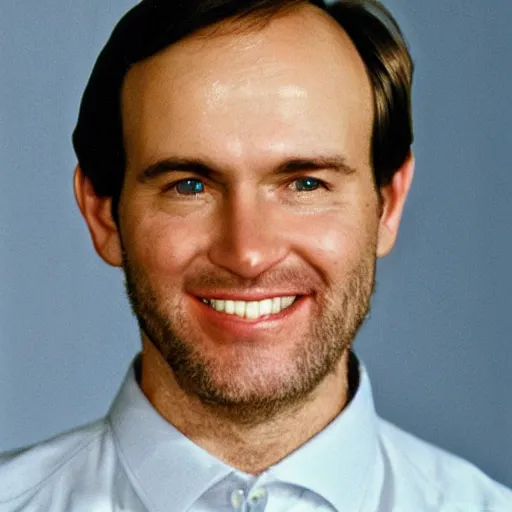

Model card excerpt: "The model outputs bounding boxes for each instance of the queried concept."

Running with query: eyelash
[163,177,331,198]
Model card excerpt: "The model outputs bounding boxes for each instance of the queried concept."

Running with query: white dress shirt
[1,354,511,512]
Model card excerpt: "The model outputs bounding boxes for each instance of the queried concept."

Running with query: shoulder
[377,418,512,511]
[0,419,115,510]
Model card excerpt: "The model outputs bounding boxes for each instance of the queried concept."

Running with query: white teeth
[245,301,260,320]
[225,300,235,314]
[204,296,298,319]
[259,299,273,316]
[235,301,246,318]
[280,296,295,309]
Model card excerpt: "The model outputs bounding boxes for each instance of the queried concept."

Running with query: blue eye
[175,179,205,195]
[293,177,324,192]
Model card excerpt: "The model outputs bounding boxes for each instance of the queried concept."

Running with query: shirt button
[231,489,245,510]
[247,487,268,511]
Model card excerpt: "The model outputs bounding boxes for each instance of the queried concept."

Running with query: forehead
[121,4,373,170]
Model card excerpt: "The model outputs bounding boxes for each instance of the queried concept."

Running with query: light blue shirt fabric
[1,354,511,512]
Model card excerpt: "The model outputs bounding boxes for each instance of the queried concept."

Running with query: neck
[139,338,350,475]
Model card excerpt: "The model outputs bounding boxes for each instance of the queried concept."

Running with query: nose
[207,187,288,279]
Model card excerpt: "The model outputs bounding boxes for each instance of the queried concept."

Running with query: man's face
[117,6,380,417]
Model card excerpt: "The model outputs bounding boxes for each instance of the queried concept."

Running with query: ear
[73,165,123,267]
[376,152,415,258]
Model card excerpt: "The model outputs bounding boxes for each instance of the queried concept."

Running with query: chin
[164,331,334,412]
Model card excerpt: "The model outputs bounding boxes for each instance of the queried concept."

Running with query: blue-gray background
[1,0,511,488]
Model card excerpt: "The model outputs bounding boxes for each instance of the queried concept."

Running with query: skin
[74,4,414,474]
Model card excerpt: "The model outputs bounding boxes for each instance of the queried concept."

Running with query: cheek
[125,214,207,278]
[293,208,379,277]
[311,217,367,256]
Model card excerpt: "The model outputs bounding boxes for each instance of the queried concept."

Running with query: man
[1,0,510,510]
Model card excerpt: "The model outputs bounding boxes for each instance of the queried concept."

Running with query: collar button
[231,488,245,510]
[247,487,268,511]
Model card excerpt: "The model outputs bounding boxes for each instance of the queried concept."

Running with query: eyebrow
[138,155,357,183]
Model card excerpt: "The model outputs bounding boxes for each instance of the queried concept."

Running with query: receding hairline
[191,0,316,38]
[122,1,371,105]
[125,2,360,73]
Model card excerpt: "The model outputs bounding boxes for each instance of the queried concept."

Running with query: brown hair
[72,0,414,223]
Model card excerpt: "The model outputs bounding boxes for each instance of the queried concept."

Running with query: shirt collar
[267,352,379,512]
[108,358,233,512]
[108,352,378,512]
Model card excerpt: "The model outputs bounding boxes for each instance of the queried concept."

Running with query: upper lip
[191,291,306,301]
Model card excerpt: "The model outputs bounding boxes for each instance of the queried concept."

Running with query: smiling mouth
[198,295,301,321]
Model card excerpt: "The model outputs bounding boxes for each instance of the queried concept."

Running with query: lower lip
[192,295,310,338]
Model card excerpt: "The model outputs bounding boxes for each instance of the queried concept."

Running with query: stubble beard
[123,249,376,426]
